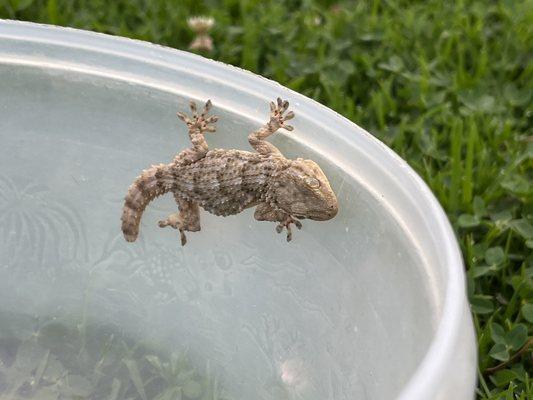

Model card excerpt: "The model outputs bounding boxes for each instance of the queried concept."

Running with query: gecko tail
[121,163,174,242]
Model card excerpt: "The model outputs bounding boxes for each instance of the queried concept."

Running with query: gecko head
[272,158,338,221]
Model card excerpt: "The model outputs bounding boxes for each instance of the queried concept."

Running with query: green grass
[1,0,532,398]
[0,312,224,399]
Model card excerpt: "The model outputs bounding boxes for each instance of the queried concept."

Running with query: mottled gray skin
[121,98,338,245]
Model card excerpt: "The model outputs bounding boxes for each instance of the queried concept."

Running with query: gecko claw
[286,228,292,242]
[158,214,189,246]
[189,100,198,116]
[179,230,187,246]
[176,112,189,123]
[178,99,218,134]
[269,98,295,132]
[275,215,302,242]
[158,214,180,229]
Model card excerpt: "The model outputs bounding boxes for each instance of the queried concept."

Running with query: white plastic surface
[0,20,476,399]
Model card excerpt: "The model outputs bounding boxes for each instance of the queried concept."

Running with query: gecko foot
[269,97,295,132]
[177,99,218,134]
[158,213,187,246]
[275,215,303,242]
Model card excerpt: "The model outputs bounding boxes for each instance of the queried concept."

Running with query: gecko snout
[307,203,338,221]
[324,203,339,220]
[328,203,339,219]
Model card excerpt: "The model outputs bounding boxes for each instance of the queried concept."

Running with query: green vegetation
[1,0,532,398]
[0,312,227,399]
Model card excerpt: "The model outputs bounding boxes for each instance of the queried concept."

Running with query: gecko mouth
[305,205,338,221]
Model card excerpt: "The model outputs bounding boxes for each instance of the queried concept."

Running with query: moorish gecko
[121,98,338,245]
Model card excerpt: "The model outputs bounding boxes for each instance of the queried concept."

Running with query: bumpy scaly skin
[121,98,338,245]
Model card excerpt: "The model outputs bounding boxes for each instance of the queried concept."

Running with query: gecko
[121,97,338,245]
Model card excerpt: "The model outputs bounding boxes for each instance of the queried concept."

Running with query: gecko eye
[304,177,320,189]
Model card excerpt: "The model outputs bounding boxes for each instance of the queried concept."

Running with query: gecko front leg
[248,97,295,156]
[158,196,201,246]
[254,203,302,242]
[175,99,218,165]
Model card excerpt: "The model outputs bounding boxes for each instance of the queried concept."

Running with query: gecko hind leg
[158,197,201,246]
[175,99,219,164]
[248,97,295,156]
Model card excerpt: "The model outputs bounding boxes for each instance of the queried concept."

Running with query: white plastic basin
[0,20,476,400]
